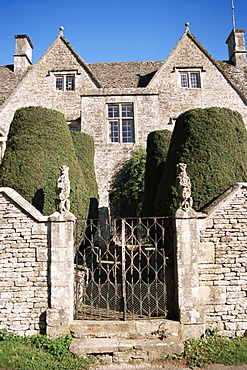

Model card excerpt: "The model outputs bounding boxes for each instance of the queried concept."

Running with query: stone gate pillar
[173,163,207,339]
[46,211,76,337]
[174,208,207,339]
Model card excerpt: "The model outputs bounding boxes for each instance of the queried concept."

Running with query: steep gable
[148,30,230,89]
[0,34,101,134]
[146,29,247,128]
[27,34,101,89]
[147,29,247,106]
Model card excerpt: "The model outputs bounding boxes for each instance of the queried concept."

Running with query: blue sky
[0,0,246,66]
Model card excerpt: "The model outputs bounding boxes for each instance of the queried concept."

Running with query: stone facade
[0,26,247,213]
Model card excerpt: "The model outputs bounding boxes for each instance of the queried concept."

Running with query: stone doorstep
[69,319,181,339]
[69,337,184,361]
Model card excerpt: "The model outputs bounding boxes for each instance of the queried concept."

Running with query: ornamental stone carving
[55,165,71,213]
[176,163,193,211]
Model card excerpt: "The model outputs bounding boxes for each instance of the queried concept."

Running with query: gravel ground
[90,361,247,370]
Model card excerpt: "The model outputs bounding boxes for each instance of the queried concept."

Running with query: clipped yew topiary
[0,106,90,219]
[141,130,172,217]
[155,107,247,216]
[70,131,98,219]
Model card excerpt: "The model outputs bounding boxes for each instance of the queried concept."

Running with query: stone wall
[0,188,48,335]
[199,183,247,336]
[1,183,247,339]
[174,182,247,338]
[0,187,75,337]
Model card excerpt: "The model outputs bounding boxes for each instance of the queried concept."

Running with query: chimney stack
[14,35,33,77]
[226,29,247,67]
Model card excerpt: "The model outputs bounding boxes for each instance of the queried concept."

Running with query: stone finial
[59,26,64,36]
[176,163,193,211]
[55,165,70,213]
[185,22,190,31]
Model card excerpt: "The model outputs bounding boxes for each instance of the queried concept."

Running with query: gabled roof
[0,30,247,106]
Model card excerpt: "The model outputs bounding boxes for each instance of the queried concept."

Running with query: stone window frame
[48,70,79,91]
[55,74,75,91]
[107,103,135,144]
[174,67,204,89]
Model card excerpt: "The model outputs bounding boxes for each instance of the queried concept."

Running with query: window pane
[108,106,119,118]
[180,73,188,88]
[66,76,75,91]
[110,120,119,142]
[56,77,63,90]
[190,73,199,88]
[69,126,80,132]
[122,119,134,143]
[122,105,133,118]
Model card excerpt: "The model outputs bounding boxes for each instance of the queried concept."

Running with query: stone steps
[70,337,183,362]
[69,319,184,362]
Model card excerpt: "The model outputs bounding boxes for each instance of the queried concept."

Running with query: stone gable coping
[0,187,48,222]
[201,183,247,216]
[59,36,102,88]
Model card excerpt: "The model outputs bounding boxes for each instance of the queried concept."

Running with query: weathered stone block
[35,248,47,262]
[198,242,215,263]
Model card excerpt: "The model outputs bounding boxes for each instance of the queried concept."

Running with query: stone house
[0,25,247,218]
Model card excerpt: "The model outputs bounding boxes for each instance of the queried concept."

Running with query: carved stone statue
[176,163,193,211]
[55,165,70,213]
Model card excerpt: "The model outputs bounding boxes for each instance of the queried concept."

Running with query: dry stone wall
[0,188,49,335]
[199,184,247,336]
[1,183,247,339]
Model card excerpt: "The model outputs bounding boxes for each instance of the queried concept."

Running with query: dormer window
[180,71,200,88]
[55,75,75,91]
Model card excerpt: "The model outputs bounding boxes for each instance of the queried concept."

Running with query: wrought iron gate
[74,217,174,320]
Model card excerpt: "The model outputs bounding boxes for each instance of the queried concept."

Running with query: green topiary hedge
[155,107,247,216]
[70,131,98,219]
[0,106,91,219]
[141,130,172,217]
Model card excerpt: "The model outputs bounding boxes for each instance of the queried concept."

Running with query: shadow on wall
[32,189,44,213]
[39,312,46,335]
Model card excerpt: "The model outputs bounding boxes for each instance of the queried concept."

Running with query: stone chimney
[14,35,33,77]
[226,29,247,67]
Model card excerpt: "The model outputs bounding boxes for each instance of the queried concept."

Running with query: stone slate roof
[88,61,164,88]
[0,65,20,106]
[216,61,247,103]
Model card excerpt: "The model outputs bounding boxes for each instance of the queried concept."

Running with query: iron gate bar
[121,218,127,320]
[74,217,174,320]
